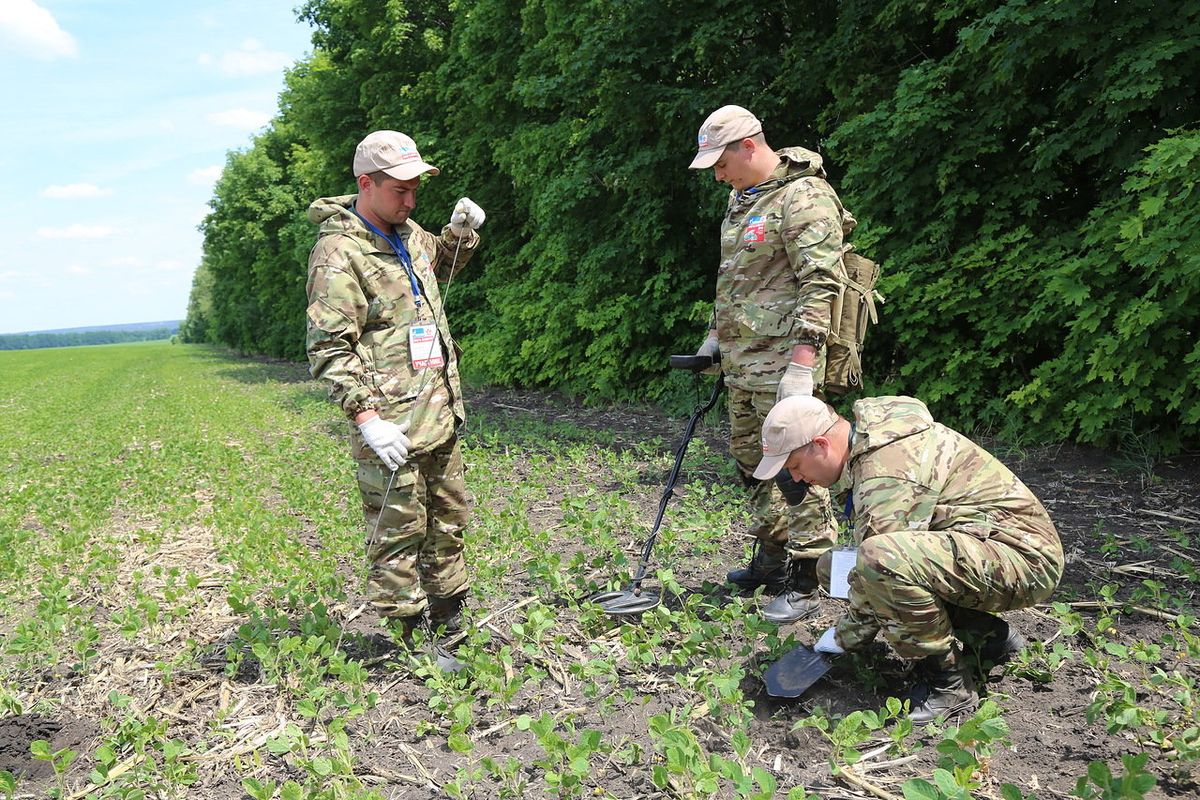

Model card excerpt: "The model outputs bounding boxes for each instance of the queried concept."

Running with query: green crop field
[1,342,1197,799]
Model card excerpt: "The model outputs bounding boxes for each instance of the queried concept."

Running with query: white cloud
[0,290,14,301]
[0,0,78,59]
[199,38,292,77]
[0,270,26,283]
[207,108,271,130]
[40,182,112,199]
[37,224,115,239]
[66,264,93,276]
[187,165,222,186]
[153,260,184,272]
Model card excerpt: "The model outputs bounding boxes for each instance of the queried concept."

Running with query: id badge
[408,324,445,370]
[828,547,858,600]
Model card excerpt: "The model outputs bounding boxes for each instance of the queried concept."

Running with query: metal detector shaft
[625,373,725,590]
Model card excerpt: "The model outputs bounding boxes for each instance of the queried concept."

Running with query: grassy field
[1,342,1198,799]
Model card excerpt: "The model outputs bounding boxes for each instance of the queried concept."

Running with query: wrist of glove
[449,197,486,236]
[814,626,845,655]
[695,334,720,360]
[358,416,411,471]
[776,361,815,402]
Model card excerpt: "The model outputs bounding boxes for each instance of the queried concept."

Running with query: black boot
[761,558,821,623]
[907,648,979,724]
[385,614,421,647]
[428,593,466,637]
[947,606,1027,665]
[726,541,788,593]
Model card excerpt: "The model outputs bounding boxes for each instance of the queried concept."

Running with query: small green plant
[31,739,76,799]
[900,701,1019,800]
[518,712,605,797]
[1071,754,1156,799]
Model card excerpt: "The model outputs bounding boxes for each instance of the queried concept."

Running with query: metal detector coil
[592,358,724,617]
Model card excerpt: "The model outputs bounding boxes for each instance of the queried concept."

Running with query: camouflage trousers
[357,435,470,619]
[728,386,838,559]
[824,530,1062,660]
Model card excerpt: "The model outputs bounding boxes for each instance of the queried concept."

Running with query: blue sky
[0,0,314,334]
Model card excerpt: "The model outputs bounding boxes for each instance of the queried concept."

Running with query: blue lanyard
[353,209,424,309]
[843,422,857,535]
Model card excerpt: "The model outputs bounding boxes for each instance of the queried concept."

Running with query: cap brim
[381,161,440,180]
[688,148,722,170]
[752,453,789,481]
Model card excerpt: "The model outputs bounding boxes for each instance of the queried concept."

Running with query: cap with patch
[353,130,440,181]
[689,105,763,170]
[752,396,840,480]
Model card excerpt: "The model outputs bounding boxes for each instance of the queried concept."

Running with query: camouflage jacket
[305,195,479,457]
[834,396,1064,649]
[713,147,853,391]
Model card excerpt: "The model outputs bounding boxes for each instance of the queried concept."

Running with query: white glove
[358,416,411,471]
[776,362,815,402]
[814,626,845,655]
[695,334,720,360]
[449,197,486,236]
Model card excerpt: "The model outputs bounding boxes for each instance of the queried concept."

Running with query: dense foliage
[182,0,1200,449]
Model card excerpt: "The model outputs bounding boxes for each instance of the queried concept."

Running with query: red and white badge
[409,324,445,370]
[744,215,766,244]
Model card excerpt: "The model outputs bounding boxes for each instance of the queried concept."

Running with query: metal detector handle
[627,372,725,587]
[669,353,721,372]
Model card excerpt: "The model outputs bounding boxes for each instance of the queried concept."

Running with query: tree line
[182,0,1200,451]
[0,327,178,351]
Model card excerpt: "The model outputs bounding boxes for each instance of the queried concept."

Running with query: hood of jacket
[307,194,416,243]
[730,146,827,211]
[849,396,935,461]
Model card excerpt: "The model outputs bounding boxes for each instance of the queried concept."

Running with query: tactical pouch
[824,248,883,396]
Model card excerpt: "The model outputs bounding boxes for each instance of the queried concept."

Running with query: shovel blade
[763,645,836,698]
[591,588,661,617]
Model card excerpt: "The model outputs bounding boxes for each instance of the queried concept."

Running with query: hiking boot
[727,541,788,594]
[907,649,979,724]
[428,593,466,637]
[762,558,821,624]
[385,614,422,647]
[947,606,1027,666]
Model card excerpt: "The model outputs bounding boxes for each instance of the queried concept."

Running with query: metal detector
[763,645,837,698]
[592,353,723,617]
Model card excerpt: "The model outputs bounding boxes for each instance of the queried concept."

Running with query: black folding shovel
[592,353,724,617]
[763,645,838,698]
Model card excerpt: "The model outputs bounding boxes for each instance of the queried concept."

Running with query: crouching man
[752,395,1064,722]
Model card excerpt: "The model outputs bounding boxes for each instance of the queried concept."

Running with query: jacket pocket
[736,301,795,338]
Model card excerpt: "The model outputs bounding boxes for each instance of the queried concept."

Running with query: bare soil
[6,376,1199,799]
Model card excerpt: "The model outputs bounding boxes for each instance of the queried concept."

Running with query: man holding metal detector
[688,105,859,623]
[306,130,485,645]
[752,395,1064,721]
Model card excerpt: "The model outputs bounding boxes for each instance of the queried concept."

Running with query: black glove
[775,470,810,506]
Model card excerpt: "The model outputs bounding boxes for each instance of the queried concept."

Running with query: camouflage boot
[907,647,979,724]
[761,558,821,623]
[726,540,788,594]
[428,593,466,638]
[947,606,1027,666]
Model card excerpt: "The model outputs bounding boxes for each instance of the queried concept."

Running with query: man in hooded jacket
[688,105,850,623]
[752,395,1064,722]
[305,130,485,640]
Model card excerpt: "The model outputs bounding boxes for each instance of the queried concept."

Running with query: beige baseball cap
[752,396,840,480]
[353,130,440,181]
[688,105,763,169]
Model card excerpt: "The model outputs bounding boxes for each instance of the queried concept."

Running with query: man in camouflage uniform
[753,395,1064,722]
[688,105,850,623]
[306,130,486,641]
